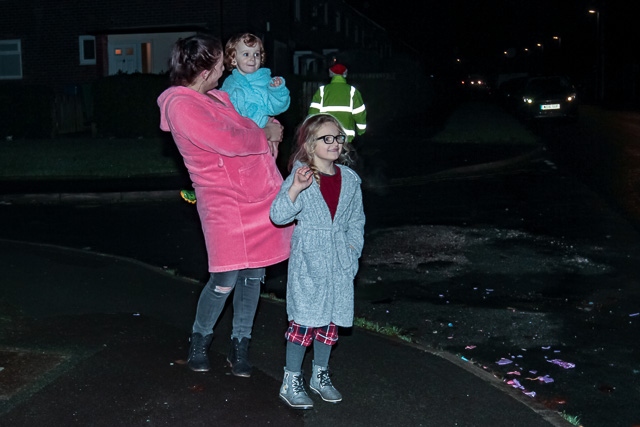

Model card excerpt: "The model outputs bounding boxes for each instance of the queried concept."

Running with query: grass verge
[261,293,412,342]
[0,137,183,180]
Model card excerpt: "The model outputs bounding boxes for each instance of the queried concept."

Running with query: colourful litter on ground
[526,374,555,383]
[548,359,575,369]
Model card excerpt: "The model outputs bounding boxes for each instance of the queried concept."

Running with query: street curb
[0,190,178,205]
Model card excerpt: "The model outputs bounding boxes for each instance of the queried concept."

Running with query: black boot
[227,337,252,377]
[187,333,213,372]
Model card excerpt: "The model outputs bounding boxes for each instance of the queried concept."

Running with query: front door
[109,44,140,74]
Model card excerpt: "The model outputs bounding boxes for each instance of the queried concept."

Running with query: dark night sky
[345,0,630,76]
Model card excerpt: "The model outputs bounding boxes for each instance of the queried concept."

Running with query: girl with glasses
[270,113,366,409]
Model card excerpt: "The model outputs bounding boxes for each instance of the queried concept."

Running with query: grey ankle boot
[279,369,314,409]
[227,337,252,377]
[309,362,342,403]
[187,333,213,372]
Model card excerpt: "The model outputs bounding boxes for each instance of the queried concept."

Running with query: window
[0,39,22,79]
[79,35,96,65]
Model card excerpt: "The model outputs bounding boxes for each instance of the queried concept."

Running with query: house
[0,0,391,135]
[1,0,389,87]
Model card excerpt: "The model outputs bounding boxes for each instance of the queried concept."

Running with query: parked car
[516,75,579,122]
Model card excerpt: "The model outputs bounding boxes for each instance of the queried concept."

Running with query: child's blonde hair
[224,32,265,71]
[288,114,355,183]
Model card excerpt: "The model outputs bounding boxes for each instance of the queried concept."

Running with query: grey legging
[192,267,265,340]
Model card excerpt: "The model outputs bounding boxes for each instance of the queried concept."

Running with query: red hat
[329,63,347,74]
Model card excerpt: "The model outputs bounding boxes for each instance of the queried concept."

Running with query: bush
[0,83,55,138]
[92,73,170,138]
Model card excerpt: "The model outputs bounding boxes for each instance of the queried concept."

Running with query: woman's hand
[267,140,279,158]
[264,118,284,157]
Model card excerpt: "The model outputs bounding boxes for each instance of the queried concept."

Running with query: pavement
[0,100,578,427]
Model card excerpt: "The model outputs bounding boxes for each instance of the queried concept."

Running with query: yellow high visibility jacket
[308,75,367,142]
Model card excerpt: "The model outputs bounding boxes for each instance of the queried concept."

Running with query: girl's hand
[293,166,313,188]
[270,77,283,87]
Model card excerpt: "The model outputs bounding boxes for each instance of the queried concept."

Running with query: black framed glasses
[316,134,346,144]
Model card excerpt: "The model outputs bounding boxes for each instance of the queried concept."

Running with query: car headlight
[566,93,577,102]
[523,97,534,104]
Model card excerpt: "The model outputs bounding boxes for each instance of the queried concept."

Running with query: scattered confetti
[465,345,476,350]
[506,379,526,390]
[496,358,513,365]
[629,313,639,317]
[548,359,575,369]
[526,375,554,383]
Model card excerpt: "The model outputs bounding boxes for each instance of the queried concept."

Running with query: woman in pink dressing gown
[157,33,292,377]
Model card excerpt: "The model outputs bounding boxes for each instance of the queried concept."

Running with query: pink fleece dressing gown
[157,86,292,272]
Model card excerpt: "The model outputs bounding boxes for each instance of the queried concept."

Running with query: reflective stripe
[310,83,365,140]
[321,106,353,113]
[314,84,360,114]
[349,86,355,110]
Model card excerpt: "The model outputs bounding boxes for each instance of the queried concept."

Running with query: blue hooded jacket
[220,68,290,128]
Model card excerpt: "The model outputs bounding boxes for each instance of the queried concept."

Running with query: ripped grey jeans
[192,267,265,340]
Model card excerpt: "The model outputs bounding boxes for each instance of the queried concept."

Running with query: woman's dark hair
[169,34,223,86]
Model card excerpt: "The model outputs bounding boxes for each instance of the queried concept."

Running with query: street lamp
[589,9,604,102]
